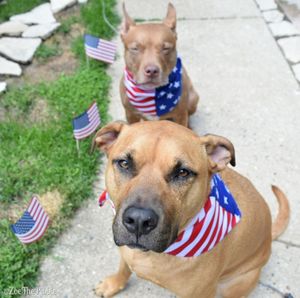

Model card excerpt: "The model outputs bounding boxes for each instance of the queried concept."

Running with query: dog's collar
[124,57,182,117]
[99,174,242,258]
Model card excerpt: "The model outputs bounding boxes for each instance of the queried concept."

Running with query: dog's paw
[94,275,126,297]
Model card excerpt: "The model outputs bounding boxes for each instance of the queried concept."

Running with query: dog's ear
[121,3,136,38]
[163,3,176,32]
[200,134,236,172]
[92,121,127,154]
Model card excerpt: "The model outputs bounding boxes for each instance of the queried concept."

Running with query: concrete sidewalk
[27,0,300,297]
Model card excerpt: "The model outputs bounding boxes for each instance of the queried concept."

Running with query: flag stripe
[19,212,48,240]
[74,118,100,139]
[85,45,115,59]
[84,34,116,64]
[21,216,49,243]
[73,101,101,140]
[11,196,50,244]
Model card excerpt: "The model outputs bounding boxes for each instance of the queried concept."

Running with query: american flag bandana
[98,174,242,257]
[124,58,182,116]
[11,196,50,244]
[72,101,101,140]
[84,34,117,64]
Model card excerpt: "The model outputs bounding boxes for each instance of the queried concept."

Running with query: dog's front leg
[94,253,132,297]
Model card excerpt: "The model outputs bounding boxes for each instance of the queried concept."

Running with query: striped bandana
[98,174,242,258]
[124,57,182,116]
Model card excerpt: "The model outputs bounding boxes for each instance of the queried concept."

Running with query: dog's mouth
[126,243,149,252]
[136,77,169,90]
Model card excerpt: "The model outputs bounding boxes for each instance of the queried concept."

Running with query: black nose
[144,65,160,78]
[122,207,159,237]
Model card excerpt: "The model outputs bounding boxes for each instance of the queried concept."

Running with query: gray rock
[0,82,7,94]
[269,21,299,37]
[50,0,77,13]
[0,21,28,37]
[0,37,41,63]
[22,23,60,40]
[10,3,56,25]
[262,10,284,23]
[0,56,22,76]
[278,36,300,63]
[255,0,277,11]
[292,63,300,82]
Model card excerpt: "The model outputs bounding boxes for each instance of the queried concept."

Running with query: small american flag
[84,34,116,64]
[72,102,101,140]
[11,196,50,244]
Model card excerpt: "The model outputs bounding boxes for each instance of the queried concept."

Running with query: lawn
[0,1,119,297]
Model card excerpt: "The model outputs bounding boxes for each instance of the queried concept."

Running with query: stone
[78,0,88,3]
[292,63,300,82]
[0,37,41,63]
[278,37,300,63]
[0,56,22,76]
[262,9,284,23]
[255,0,277,11]
[0,82,7,94]
[22,23,60,40]
[269,21,299,37]
[50,0,77,13]
[0,21,28,37]
[10,3,56,25]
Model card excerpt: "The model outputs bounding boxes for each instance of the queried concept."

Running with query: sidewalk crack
[275,239,300,248]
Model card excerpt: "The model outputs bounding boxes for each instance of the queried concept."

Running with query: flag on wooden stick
[84,34,117,64]
[72,101,101,140]
[11,196,50,244]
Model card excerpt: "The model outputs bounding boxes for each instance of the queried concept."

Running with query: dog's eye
[117,159,129,170]
[162,47,171,54]
[176,168,190,178]
[129,47,139,54]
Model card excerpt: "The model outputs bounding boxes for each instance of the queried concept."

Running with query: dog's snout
[144,65,160,78]
[122,206,159,237]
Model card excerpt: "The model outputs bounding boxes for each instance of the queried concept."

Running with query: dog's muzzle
[112,195,177,253]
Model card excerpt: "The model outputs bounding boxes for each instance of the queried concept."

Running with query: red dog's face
[121,4,178,90]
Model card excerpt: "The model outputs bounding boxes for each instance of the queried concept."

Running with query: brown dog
[120,3,199,127]
[93,120,289,298]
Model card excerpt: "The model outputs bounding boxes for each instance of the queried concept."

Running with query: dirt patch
[0,190,64,222]
[38,189,64,221]
[29,98,58,123]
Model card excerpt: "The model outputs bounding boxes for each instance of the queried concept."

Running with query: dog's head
[93,121,235,253]
[121,3,178,89]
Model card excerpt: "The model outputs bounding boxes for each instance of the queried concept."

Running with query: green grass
[0,0,119,297]
[35,43,61,61]
[57,15,81,34]
[0,0,47,23]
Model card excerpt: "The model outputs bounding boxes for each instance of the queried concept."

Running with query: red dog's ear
[92,121,127,154]
[121,3,136,38]
[200,134,236,173]
[163,3,177,33]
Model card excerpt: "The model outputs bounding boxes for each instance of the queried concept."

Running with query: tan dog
[120,3,199,127]
[93,121,289,298]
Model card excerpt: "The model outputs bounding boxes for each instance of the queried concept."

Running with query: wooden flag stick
[76,139,80,157]
[86,54,90,69]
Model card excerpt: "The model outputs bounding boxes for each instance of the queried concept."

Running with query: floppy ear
[121,3,136,38]
[200,134,236,173]
[91,121,127,154]
[163,3,176,32]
